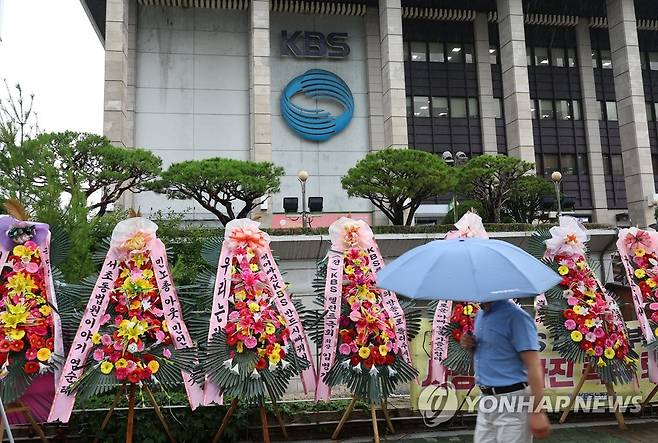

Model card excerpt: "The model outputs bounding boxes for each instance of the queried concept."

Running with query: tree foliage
[151,157,285,226]
[503,175,554,223]
[457,155,534,223]
[341,148,454,226]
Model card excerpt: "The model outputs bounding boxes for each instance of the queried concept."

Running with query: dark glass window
[468,97,479,118]
[429,42,444,62]
[567,48,577,67]
[494,98,504,119]
[447,43,464,63]
[562,154,577,175]
[600,49,612,69]
[489,45,498,64]
[571,100,581,120]
[555,100,571,120]
[432,97,449,118]
[543,154,560,177]
[647,102,654,121]
[406,96,413,117]
[605,101,618,121]
[539,99,554,119]
[534,47,549,66]
[611,154,624,175]
[552,48,565,67]
[650,52,658,70]
[591,51,598,68]
[411,42,427,62]
[577,153,589,175]
[413,96,430,117]
[450,97,467,118]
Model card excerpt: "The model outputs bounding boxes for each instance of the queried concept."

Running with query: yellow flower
[558,265,569,276]
[635,247,647,257]
[268,351,281,364]
[573,305,582,315]
[265,323,276,335]
[635,268,647,279]
[604,347,615,359]
[236,341,244,353]
[249,302,260,313]
[235,290,246,301]
[570,331,583,342]
[586,348,596,356]
[655,327,658,337]
[135,278,155,292]
[576,261,586,270]
[142,269,154,279]
[648,278,657,289]
[463,304,474,316]
[124,233,148,253]
[12,245,31,258]
[130,300,141,310]
[358,347,371,359]
[115,358,128,369]
[597,357,606,367]
[147,360,160,374]
[8,329,25,340]
[344,265,355,275]
[250,263,259,272]
[39,305,52,316]
[117,317,149,343]
[378,345,388,356]
[0,303,29,329]
[584,319,594,328]
[100,361,114,374]
[37,348,51,362]
[162,320,168,332]
[6,273,38,297]
[91,333,102,345]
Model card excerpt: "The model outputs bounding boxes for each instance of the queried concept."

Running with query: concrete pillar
[575,20,610,223]
[366,7,385,151]
[378,0,408,149]
[496,0,535,164]
[249,0,272,163]
[249,0,272,225]
[103,0,135,149]
[607,0,655,227]
[474,12,498,154]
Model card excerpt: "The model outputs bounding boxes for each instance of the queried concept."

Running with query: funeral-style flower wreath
[530,217,637,384]
[0,212,65,403]
[194,219,313,404]
[52,218,199,411]
[309,218,419,404]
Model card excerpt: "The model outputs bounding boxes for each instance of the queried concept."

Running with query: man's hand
[459,333,476,351]
[529,411,551,439]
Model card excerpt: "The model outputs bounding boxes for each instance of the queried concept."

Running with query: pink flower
[100,314,111,325]
[163,348,172,358]
[594,346,603,356]
[93,349,105,361]
[113,341,123,351]
[25,348,37,361]
[114,316,124,326]
[594,327,605,338]
[243,336,257,349]
[339,343,352,355]
[650,303,658,311]
[567,297,579,306]
[564,319,577,330]
[585,332,596,342]
[101,335,113,346]
[155,330,165,342]
[578,325,589,334]
[24,240,37,250]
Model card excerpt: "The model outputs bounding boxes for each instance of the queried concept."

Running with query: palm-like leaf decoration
[194,235,310,403]
[529,221,637,385]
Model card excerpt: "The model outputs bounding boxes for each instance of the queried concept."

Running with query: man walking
[461,299,550,442]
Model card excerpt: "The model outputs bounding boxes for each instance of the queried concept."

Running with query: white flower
[340,360,350,368]
[127,343,138,354]
[222,358,233,369]
[281,360,290,369]
[230,364,240,375]
[369,366,379,377]
[269,362,279,372]
[353,363,362,373]
[544,216,588,260]
[387,367,397,377]
[250,369,260,380]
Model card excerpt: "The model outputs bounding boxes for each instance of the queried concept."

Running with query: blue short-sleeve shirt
[473,299,540,387]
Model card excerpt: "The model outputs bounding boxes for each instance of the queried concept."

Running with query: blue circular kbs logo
[280,69,354,141]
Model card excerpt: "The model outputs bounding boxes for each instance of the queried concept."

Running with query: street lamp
[443,150,468,223]
[551,171,562,217]
[298,170,309,228]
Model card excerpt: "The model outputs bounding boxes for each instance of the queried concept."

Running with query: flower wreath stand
[530,217,637,429]
[0,203,71,443]
[48,218,203,442]
[307,218,420,442]
[192,219,315,443]
[615,227,658,409]
[426,212,488,417]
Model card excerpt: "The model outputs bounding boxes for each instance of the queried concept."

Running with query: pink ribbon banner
[259,249,317,393]
[40,231,64,384]
[316,250,343,401]
[203,243,233,406]
[426,300,452,384]
[49,256,119,423]
[151,239,204,409]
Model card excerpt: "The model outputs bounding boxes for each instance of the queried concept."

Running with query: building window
[527,46,532,66]
[413,96,430,117]
[605,101,618,121]
[571,100,581,120]
[591,51,598,68]
[600,49,613,69]
[464,44,474,63]
[611,154,624,175]
[450,97,467,118]
[654,103,658,122]
[531,100,538,119]
[539,99,554,119]
[446,43,472,63]
[432,97,449,118]
[567,48,577,67]
[489,45,498,64]
[649,52,658,71]
[534,47,549,66]
[555,100,571,120]
[647,102,655,121]
[543,154,559,177]
[468,97,479,118]
[429,42,444,62]
[577,153,589,175]
[494,98,504,119]
[410,42,427,62]
[406,97,413,117]
[552,48,565,67]
[562,154,577,175]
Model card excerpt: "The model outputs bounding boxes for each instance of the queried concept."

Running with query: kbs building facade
[84,0,658,227]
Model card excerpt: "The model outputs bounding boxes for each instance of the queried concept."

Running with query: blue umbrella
[376,238,561,302]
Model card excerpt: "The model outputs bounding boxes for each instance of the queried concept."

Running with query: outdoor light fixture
[443,150,469,223]
[282,171,322,228]
[283,197,299,214]
[551,171,563,217]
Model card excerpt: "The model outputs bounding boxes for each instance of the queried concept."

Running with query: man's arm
[520,350,550,439]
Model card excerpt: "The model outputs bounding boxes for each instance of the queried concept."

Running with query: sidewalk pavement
[301,418,658,442]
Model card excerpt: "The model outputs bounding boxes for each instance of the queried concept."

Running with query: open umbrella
[376,238,561,302]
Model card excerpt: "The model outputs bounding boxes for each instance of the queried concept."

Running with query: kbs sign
[280,31,350,58]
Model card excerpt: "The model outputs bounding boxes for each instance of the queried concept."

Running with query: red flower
[256,358,267,371]
[128,370,141,383]
[226,335,238,347]
[115,368,128,381]
[386,354,395,365]
[46,338,54,350]
[9,340,24,352]
[452,329,463,342]
[350,355,360,366]
[0,340,11,353]
[24,361,39,374]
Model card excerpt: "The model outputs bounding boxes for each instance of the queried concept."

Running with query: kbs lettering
[281,31,350,58]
